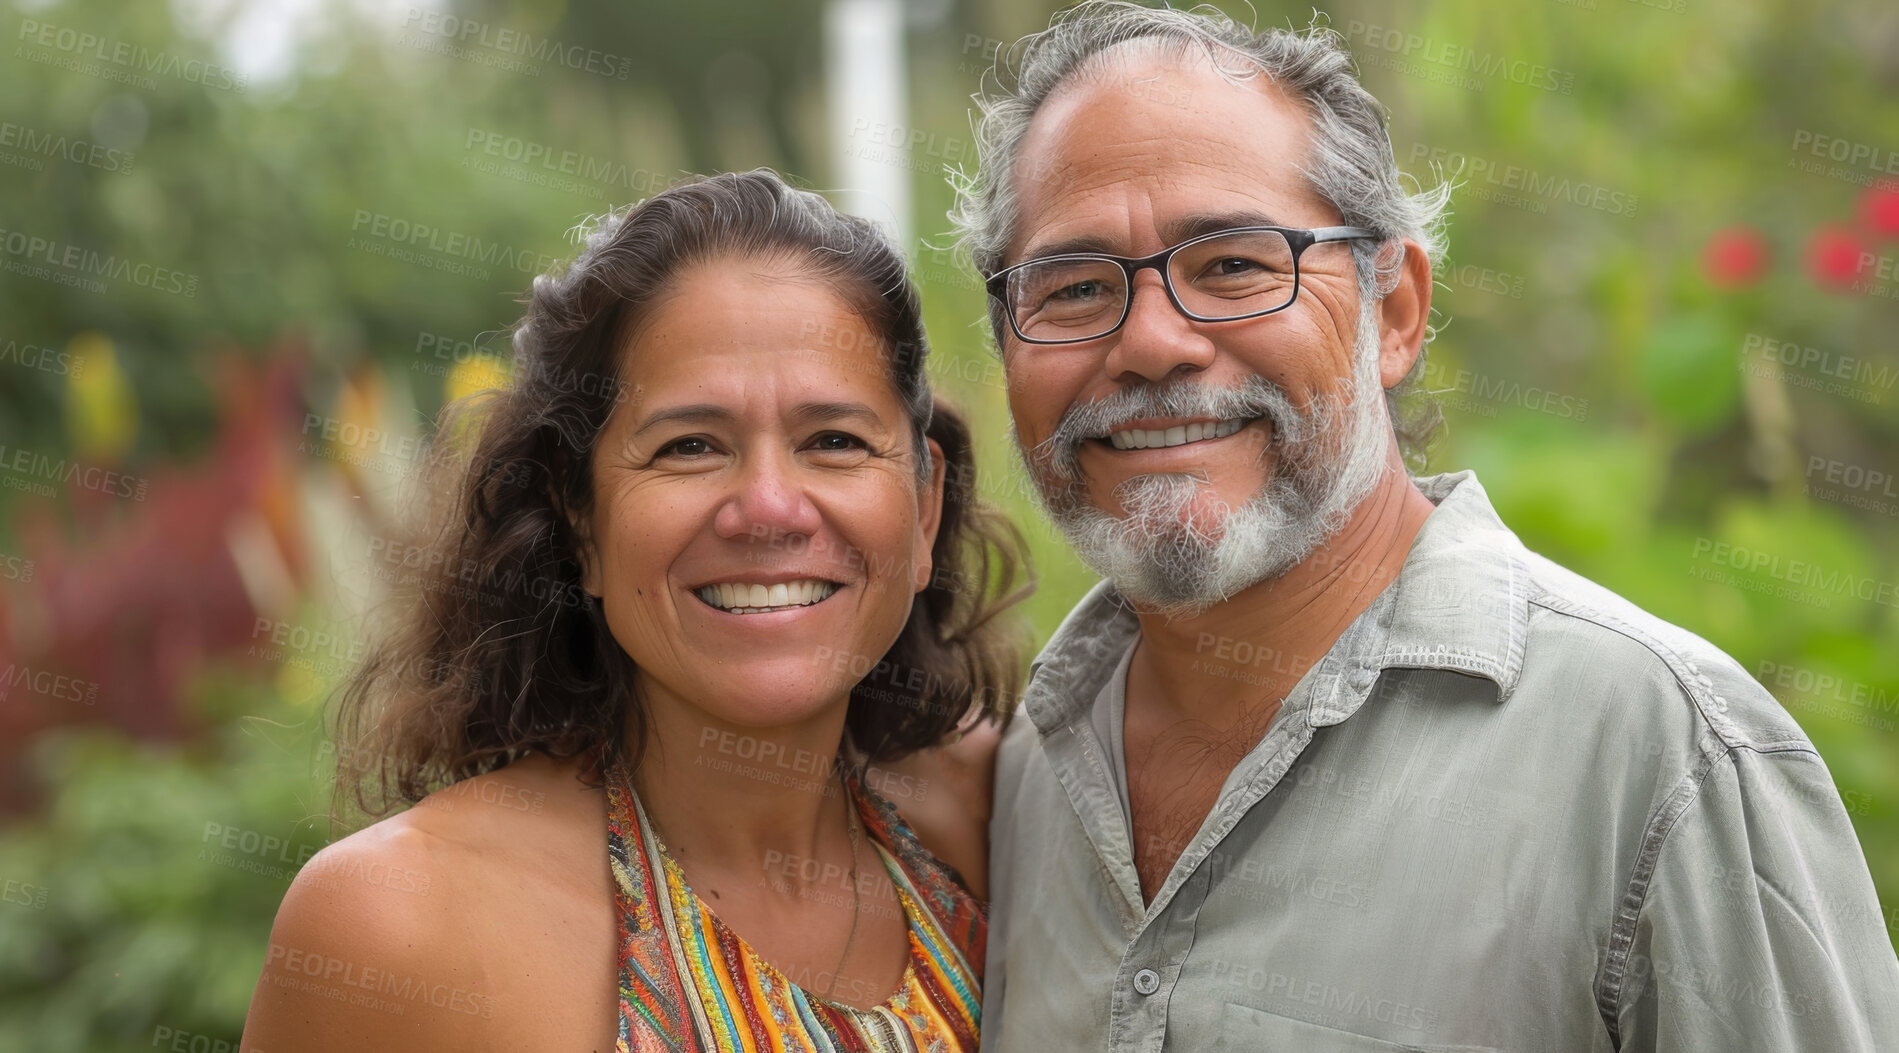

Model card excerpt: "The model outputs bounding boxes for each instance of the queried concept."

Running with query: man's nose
[1101,268,1217,383]
[712,451,824,543]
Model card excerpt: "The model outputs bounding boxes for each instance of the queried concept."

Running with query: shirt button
[1132,968,1161,995]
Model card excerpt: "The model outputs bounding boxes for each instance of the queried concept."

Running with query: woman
[241,170,1029,1052]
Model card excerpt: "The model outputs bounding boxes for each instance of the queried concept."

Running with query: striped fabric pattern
[606,762,984,1053]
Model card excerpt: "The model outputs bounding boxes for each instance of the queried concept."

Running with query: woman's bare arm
[869,717,1003,900]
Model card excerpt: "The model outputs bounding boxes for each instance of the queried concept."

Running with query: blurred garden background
[1,0,1896,1046]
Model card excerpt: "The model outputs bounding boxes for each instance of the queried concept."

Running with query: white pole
[826,0,911,249]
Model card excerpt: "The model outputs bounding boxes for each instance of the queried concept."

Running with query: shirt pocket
[1213,1001,1500,1052]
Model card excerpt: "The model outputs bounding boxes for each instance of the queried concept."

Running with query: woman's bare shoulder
[241,754,612,1051]
[240,805,495,1050]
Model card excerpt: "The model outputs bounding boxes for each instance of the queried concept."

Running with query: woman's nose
[711,451,824,543]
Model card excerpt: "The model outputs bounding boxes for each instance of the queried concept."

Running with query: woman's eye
[659,437,713,458]
[810,432,867,452]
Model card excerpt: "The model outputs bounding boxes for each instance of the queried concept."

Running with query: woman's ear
[912,437,947,594]
[560,488,603,599]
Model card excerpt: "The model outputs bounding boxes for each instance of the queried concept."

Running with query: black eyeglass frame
[983,224,1383,346]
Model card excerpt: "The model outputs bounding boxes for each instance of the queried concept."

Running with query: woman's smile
[692,578,842,614]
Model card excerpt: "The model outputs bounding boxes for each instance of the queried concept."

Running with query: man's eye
[1049,279,1105,302]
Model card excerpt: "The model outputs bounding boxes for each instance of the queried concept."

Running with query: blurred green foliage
[0,669,334,1050]
[2,0,1896,1046]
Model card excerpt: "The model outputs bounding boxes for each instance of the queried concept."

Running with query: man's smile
[1099,416,1255,450]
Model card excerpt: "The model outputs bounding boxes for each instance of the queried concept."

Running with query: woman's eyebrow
[631,404,737,438]
[792,401,884,427]
[631,401,884,437]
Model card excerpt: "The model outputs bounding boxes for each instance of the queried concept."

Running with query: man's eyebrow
[1015,232,1125,263]
[1157,210,1285,245]
[631,403,736,437]
[1014,210,1287,266]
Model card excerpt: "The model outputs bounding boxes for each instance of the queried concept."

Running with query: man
[951,3,1899,1050]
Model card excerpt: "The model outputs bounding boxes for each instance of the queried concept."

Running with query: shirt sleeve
[1615,745,1899,1052]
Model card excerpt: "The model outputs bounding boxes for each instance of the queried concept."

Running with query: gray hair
[948,1,1453,469]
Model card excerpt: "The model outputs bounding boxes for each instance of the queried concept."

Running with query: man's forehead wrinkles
[1005,64,1319,264]
[1014,157,1251,243]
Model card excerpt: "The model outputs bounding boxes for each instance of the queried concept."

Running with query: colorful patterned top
[605,761,985,1053]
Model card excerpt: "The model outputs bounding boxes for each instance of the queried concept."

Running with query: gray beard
[1017,303,1393,620]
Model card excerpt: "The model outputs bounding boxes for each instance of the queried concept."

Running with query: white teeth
[695,579,839,614]
[1108,418,1247,450]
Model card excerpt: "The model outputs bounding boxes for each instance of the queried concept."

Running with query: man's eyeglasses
[984,225,1381,345]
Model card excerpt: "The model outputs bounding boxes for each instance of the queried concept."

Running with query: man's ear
[1376,238,1434,390]
[912,437,947,594]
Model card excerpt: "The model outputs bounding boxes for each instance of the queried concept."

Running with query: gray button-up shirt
[985,471,1899,1052]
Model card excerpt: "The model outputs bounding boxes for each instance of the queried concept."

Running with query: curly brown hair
[332,169,1032,816]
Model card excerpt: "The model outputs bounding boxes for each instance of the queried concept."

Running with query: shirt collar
[1021,470,1530,736]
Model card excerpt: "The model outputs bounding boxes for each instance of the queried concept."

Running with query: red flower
[1805,225,1865,289]
[1702,226,1768,288]
[1861,186,1899,238]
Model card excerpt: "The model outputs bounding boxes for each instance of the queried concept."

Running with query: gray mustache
[1036,376,1318,478]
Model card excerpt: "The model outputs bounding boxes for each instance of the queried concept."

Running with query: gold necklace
[824,767,862,1002]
